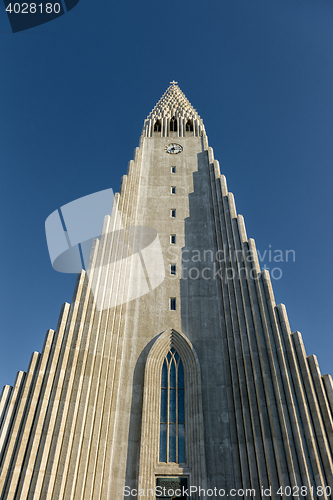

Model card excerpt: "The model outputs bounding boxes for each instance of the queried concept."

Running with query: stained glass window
[159,349,185,463]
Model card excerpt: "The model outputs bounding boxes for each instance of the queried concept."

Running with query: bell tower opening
[154,119,161,132]
[170,116,177,132]
[185,120,193,132]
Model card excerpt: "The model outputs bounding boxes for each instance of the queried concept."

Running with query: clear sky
[1,0,333,389]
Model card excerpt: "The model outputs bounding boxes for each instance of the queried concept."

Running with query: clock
[165,143,183,154]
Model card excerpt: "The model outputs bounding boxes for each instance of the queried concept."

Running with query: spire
[144,82,205,137]
[147,82,201,121]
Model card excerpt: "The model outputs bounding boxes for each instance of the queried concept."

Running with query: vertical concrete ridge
[66,132,143,500]
[208,163,243,492]
[223,187,264,494]
[27,300,78,499]
[322,374,333,417]
[100,214,111,237]
[233,204,300,492]
[133,146,140,164]
[119,175,127,196]
[292,331,333,490]
[95,149,143,498]
[261,272,314,489]
[272,305,315,491]
[213,160,286,492]
[49,271,101,499]
[60,226,119,499]
[247,239,261,276]
[220,175,228,196]
[213,160,221,178]
[15,303,70,500]
[2,329,55,500]
[227,192,237,219]
[0,372,26,462]
[209,161,253,491]
[69,214,130,499]
[241,242,284,493]
[237,215,248,243]
[220,172,291,492]
[127,159,135,177]
[276,305,326,495]
[0,351,40,494]
[229,199,272,491]
[307,355,333,456]
[0,387,12,432]
[208,147,214,164]
[34,271,89,499]
[87,238,100,273]
[256,271,298,488]
[98,143,144,499]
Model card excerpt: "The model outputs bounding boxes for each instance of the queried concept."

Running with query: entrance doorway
[156,477,188,499]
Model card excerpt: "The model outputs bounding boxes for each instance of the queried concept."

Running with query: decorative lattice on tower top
[143,81,206,137]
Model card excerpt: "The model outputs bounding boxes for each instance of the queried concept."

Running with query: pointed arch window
[170,116,178,132]
[186,120,193,132]
[159,348,185,463]
[154,120,161,132]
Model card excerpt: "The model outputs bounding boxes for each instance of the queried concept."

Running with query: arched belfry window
[154,120,161,132]
[159,348,185,463]
[170,116,178,132]
[186,120,193,132]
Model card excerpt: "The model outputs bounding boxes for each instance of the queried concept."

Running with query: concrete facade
[0,83,333,499]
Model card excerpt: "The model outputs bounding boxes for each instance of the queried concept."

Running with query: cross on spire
[170,80,178,85]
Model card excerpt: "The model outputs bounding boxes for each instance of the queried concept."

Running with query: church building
[0,83,333,500]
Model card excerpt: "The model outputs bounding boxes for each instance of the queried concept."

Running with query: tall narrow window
[171,209,176,218]
[171,166,176,173]
[154,120,161,132]
[186,120,193,132]
[160,349,185,463]
[170,234,176,244]
[170,116,178,132]
[171,186,176,194]
[170,264,176,275]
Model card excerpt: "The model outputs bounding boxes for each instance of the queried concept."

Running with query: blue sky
[1,0,333,389]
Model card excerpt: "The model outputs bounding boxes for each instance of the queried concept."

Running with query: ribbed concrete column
[0,387,12,431]
[0,373,25,459]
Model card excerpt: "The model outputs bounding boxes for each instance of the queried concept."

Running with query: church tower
[1,83,333,500]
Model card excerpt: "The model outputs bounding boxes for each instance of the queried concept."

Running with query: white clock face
[165,143,183,154]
